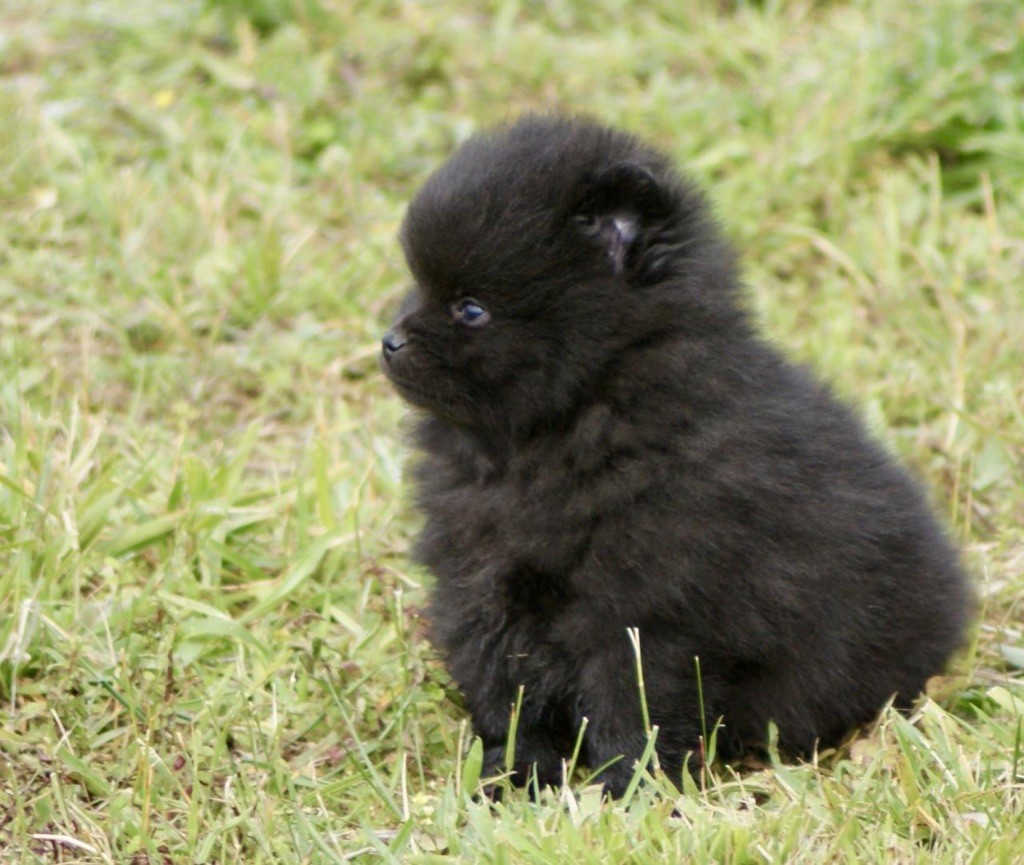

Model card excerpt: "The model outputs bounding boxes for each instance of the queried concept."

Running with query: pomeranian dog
[380,116,971,797]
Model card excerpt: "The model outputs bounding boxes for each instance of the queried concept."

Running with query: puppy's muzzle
[381,328,408,360]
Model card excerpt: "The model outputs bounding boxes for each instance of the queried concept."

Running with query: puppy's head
[381,115,737,435]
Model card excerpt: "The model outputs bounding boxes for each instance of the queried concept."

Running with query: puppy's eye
[452,298,490,327]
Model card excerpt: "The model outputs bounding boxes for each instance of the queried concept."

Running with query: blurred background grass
[1,0,1022,861]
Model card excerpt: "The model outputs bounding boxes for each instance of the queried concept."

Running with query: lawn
[1,0,1022,861]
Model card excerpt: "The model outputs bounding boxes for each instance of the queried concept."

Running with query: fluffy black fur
[380,116,971,797]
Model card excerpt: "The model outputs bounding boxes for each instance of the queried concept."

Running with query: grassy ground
[1,0,1022,861]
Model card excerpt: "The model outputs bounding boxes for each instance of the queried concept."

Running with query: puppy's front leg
[578,646,652,797]
[467,692,570,796]
[579,637,707,797]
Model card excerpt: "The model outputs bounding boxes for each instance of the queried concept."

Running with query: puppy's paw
[592,760,637,800]
[478,747,514,802]
[478,744,564,801]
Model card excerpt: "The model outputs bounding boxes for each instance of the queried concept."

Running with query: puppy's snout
[381,328,408,358]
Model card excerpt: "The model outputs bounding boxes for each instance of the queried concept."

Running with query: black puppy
[381,116,971,797]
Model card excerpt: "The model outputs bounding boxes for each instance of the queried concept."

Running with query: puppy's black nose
[381,328,407,357]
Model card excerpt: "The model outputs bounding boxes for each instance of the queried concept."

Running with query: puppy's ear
[576,163,672,274]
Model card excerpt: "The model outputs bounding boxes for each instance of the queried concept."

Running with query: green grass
[1,0,1022,861]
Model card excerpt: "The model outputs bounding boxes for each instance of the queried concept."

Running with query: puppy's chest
[423,467,586,663]
[422,456,586,584]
